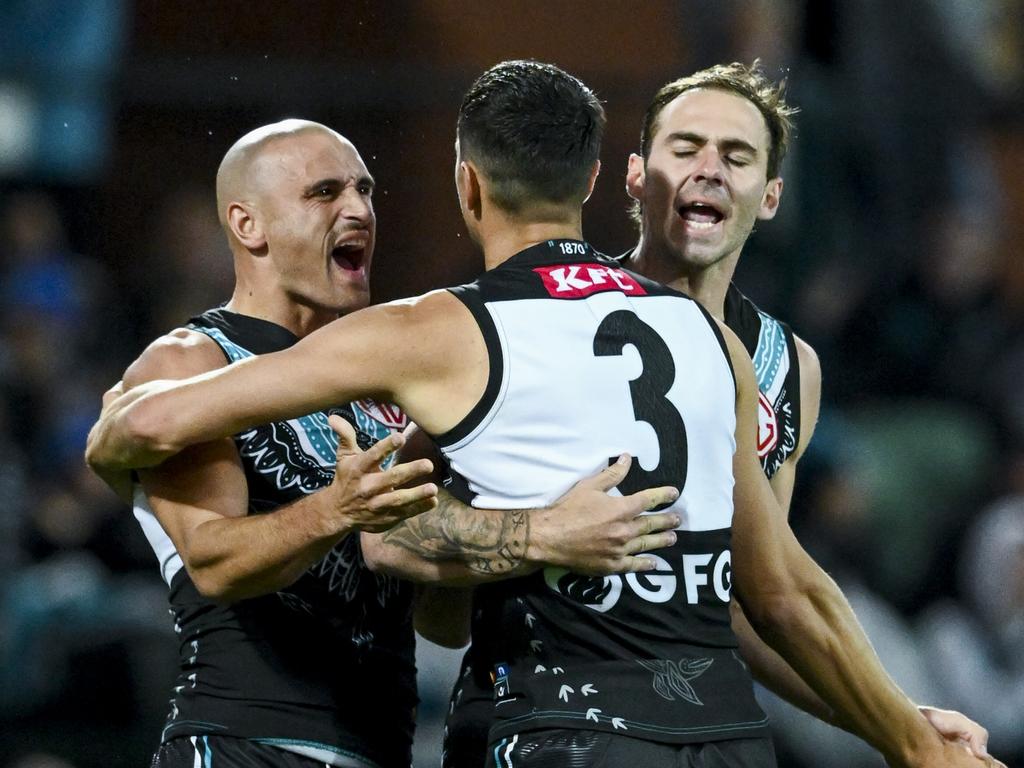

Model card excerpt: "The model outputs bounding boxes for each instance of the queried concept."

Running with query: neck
[225,274,340,339]
[627,234,741,321]
[479,207,585,271]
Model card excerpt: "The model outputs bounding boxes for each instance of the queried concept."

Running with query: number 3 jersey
[435,240,770,747]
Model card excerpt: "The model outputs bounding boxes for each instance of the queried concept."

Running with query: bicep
[138,438,248,555]
[146,307,421,448]
[768,460,796,515]
[766,335,822,516]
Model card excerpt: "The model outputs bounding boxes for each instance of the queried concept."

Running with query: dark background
[1,1,1022,766]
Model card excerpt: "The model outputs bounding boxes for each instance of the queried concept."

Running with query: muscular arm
[729,339,990,754]
[97,329,437,602]
[362,454,680,586]
[723,325,984,768]
[85,291,487,472]
[730,335,835,720]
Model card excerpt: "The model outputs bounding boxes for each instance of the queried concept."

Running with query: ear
[457,160,482,219]
[226,201,267,250]
[757,177,783,221]
[625,153,645,204]
[581,159,601,204]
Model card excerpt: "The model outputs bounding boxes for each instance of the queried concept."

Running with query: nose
[692,147,725,186]
[339,186,373,227]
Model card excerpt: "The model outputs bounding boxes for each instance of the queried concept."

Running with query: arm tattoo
[381,491,530,575]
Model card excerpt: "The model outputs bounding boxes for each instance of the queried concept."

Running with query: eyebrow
[665,131,759,156]
[303,175,376,195]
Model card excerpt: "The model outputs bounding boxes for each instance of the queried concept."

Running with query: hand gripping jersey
[132,308,416,768]
[435,240,769,753]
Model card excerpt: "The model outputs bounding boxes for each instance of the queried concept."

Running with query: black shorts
[152,735,346,768]
[484,730,776,768]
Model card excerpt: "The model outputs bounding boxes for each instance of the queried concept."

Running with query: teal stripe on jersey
[192,326,255,362]
[752,311,786,391]
[194,325,338,465]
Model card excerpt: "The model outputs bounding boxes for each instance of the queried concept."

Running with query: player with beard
[87,63,1001,768]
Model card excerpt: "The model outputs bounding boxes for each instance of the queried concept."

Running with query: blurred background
[1,0,1022,766]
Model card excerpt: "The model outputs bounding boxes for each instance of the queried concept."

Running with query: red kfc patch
[534,264,648,299]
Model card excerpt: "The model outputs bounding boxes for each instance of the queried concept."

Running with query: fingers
[383,458,436,490]
[328,414,361,456]
[637,510,679,535]
[626,530,677,556]
[615,555,661,573]
[575,454,631,494]
[964,730,990,759]
[370,483,439,516]
[102,380,125,408]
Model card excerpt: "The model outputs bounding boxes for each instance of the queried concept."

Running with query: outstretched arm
[728,335,992,756]
[85,291,487,472]
[88,329,437,602]
[722,324,999,768]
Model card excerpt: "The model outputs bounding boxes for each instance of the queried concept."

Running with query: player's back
[435,238,769,746]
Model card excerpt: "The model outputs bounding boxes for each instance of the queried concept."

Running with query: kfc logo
[534,264,647,299]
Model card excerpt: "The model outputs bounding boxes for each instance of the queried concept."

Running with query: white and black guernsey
[132,308,416,768]
[723,284,801,479]
[435,240,769,749]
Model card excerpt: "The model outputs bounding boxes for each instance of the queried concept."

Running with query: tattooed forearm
[381,491,530,575]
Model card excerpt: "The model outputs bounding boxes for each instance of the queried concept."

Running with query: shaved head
[212,118,376,318]
[215,119,351,230]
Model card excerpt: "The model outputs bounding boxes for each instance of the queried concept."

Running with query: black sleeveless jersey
[723,284,801,479]
[134,308,416,768]
[442,277,803,766]
[435,240,768,752]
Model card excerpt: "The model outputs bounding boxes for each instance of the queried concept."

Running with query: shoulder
[363,289,477,344]
[792,333,821,390]
[791,333,822,457]
[123,328,228,389]
[715,318,757,393]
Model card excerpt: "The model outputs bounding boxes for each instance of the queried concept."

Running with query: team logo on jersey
[546,550,730,612]
[533,263,648,299]
[545,567,623,613]
[637,657,713,705]
[756,391,778,458]
[354,398,408,430]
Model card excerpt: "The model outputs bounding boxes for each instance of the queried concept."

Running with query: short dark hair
[640,61,797,180]
[457,60,605,213]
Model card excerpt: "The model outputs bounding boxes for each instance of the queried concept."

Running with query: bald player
[108,120,440,768]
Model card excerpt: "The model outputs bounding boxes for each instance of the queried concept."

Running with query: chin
[335,289,371,315]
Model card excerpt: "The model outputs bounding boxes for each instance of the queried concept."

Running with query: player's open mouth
[678,202,725,231]
[331,241,366,271]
